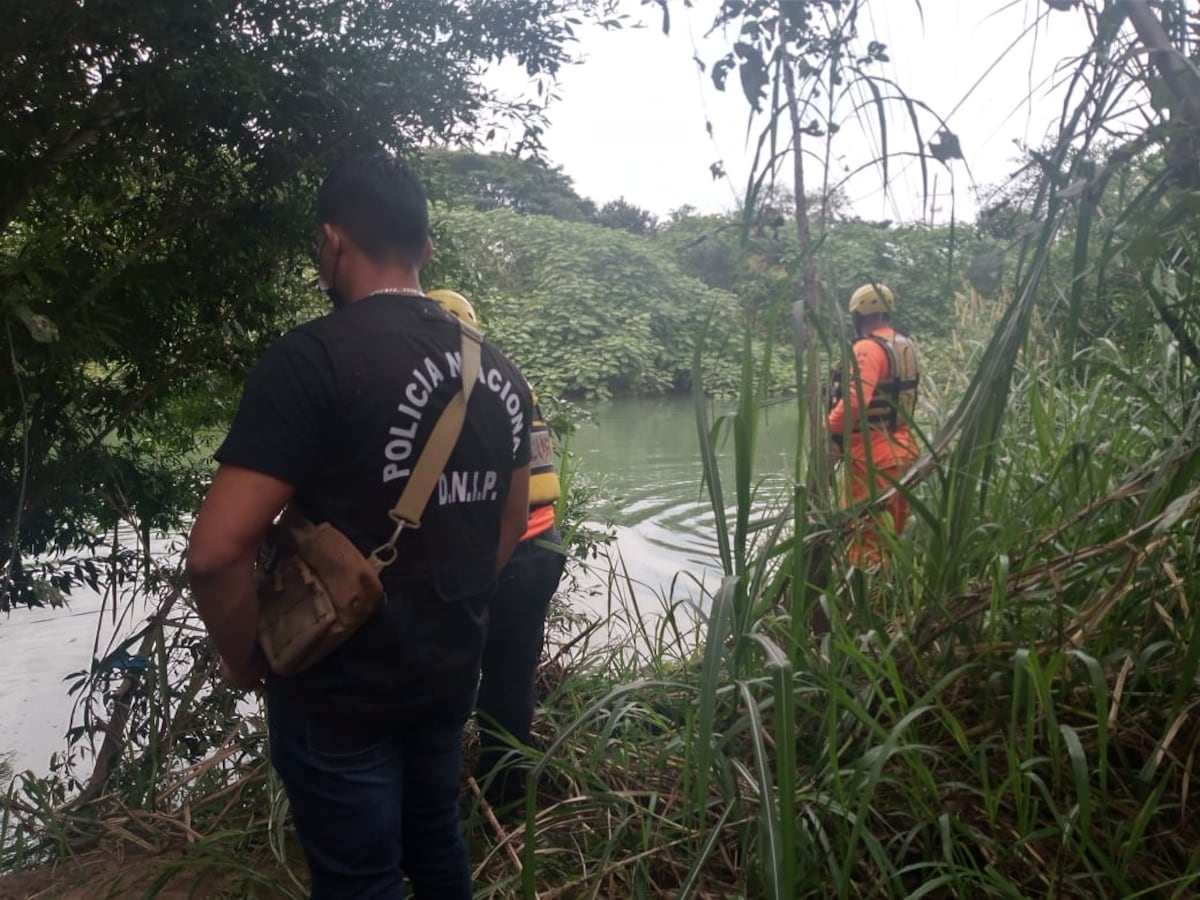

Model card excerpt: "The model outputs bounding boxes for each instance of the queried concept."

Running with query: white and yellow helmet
[848,283,896,316]
[426,288,480,327]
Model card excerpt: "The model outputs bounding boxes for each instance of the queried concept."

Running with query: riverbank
[7,523,1199,900]
[5,302,1200,896]
[0,848,254,899]
[6,554,1192,900]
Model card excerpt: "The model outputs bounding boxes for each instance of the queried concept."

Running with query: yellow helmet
[848,283,895,316]
[426,289,479,326]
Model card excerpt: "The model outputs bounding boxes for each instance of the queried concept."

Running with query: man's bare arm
[496,464,531,573]
[186,464,294,688]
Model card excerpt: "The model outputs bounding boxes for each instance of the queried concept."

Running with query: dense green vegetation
[422,152,999,401]
[0,0,614,610]
[433,204,751,398]
[4,0,1200,898]
[0,119,990,609]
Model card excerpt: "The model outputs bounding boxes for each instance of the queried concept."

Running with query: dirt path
[0,849,281,899]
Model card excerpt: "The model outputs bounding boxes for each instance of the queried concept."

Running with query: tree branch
[781,42,830,502]
[1121,0,1200,131]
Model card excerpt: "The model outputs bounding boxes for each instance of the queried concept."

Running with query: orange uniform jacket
[826,326,918,470]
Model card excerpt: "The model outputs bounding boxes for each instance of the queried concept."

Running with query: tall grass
[5,3,1200,896]
[0,545,298,896]
[5,262,1198,899]
[461,277,1200,897]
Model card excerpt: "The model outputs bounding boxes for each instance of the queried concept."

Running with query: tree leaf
[929,129,963,163]
[734,42,768,112]
[712,54,736,92]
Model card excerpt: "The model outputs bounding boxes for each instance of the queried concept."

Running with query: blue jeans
[268,700,473,899]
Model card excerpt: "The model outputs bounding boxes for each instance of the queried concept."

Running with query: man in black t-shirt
[186,152,532,899]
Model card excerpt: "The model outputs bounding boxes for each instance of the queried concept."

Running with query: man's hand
[220,650,268,693]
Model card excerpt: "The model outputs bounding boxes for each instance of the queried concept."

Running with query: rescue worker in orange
[826,283,921,568]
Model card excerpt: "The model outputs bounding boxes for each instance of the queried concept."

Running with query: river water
[0,396,800,776]
[569,396,798,606]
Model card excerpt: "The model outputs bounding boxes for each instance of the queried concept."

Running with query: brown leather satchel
[256,319,483,675]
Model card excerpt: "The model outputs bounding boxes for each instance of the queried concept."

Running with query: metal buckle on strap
[368,512,421,570]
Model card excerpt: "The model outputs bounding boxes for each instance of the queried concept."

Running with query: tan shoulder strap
[367,319,484,572]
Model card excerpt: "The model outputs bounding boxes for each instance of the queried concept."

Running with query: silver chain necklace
[371,287,426,298]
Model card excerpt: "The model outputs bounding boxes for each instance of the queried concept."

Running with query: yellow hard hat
[426,289,479,326]
[848,283,895,316]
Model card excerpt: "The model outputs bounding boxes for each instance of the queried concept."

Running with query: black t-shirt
[215,293,532,723]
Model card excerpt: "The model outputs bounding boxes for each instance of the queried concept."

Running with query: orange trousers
[842,458,910,568]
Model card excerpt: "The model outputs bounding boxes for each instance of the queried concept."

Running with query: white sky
[486,0,1106,224]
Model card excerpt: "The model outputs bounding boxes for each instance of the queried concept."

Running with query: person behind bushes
[427,288,566,813]
[826,282,921,569]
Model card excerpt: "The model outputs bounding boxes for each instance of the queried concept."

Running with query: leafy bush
[429,206,749,399]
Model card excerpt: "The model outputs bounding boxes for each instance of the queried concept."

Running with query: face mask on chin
[318,240,348,308]
[318,275,348,309]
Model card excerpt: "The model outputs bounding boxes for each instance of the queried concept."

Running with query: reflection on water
[568,395,798,604]
[0,536,183,776]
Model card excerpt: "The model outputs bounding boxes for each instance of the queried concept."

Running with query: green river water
[567,395,800,604]
[0,395,802,774]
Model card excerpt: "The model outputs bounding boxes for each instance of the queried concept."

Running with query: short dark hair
[316,151,429,264]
